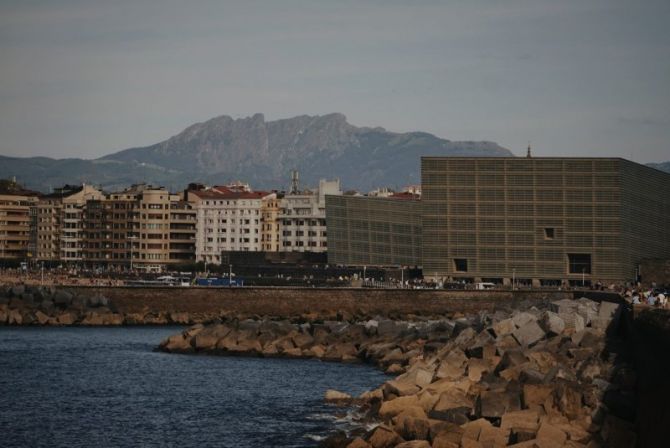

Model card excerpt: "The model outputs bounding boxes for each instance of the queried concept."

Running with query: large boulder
[384,380,420,397]
[512,311,539,327]
[429,388,473,424]
[34,310,51,325]
[324,389,352,403]
[160,334,192,352]
[367,424,404,448]
[169,312,191,324]
[346,438,372,448]
[394,441,430,448]
[560,312,585,333]
[80,312,104,326]
[379,395,422,419]
[522,384,554,409]
[8,309,23,325]
[291,332,314,349]
[540,312,565,336]
[53,290,73,306]
[435,348,468,380]
[193,325,231,350]
[479,389,521,419]
[56,312,77,325]
[550,299,578,314]
[512,321,546,347]
[392,407,429,440]
[9,285,25,297]
[593,301,621,332]
[88,295,101,307]
[396,366,434,389]
[492,318,517,338]
[500,409,540,441]
[324,342,358,362]
[377,320,404,339]
[20,293,35,304]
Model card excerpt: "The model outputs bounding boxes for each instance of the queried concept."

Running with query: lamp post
[229,263,233,288]
[512,268,516,291]
[128,235,137,272]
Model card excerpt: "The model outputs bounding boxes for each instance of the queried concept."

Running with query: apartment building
[421,157,670,284]
[278,179,341,253]
[261,195,281,252]
[35,184,105,262]
[185,185,274,263]
[0,179,39,260]
[83,184,195,270]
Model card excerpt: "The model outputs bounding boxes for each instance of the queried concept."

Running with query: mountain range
[1,113,668,193]
[0,113,512,192]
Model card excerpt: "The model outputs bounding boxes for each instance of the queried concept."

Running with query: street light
[229,263,233,288]
[512,268,516,291]
[128,235,137,271]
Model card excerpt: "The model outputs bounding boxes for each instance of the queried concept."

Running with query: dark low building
[325,194,422,267]
[325,157,670,285]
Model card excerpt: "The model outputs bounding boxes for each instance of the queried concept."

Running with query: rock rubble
[158,298,636,447]
[0,285,201,325]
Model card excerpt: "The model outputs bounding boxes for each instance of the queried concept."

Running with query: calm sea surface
[0,327,387,447]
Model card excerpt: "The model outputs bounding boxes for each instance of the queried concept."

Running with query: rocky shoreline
[0,283,641,446]
[0,284,223,325]
[157,296,636,447]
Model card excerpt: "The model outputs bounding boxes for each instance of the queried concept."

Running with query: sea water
[0,327,387,447]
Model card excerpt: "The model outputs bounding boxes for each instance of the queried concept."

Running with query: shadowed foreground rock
[158,297,636,447]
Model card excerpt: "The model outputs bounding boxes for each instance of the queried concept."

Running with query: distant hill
[1,113,513,192]
[647,161,670,174]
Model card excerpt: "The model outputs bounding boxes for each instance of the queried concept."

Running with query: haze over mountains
[0,113,512,192]
[2,113,668,193]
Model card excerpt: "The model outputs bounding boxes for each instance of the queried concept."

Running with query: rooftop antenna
[290,170,300,194]
[526,142,532,158]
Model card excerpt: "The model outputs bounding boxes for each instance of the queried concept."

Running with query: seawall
[68,286,581,317]
[1,284,620,326]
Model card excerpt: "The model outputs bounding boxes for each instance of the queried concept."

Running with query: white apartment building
[278,179,341,253]
[187,185,275,263]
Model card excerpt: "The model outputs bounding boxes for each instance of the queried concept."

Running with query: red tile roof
[188,188,272,200]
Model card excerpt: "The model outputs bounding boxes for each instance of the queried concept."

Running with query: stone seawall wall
[68,287,577,317]
[633,308,670,447]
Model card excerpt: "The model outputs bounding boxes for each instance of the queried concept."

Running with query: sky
[1,0,669,163]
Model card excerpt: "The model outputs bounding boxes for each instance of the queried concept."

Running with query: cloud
[0,0,669,163]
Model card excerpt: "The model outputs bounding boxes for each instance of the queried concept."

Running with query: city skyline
[1,0,669,164]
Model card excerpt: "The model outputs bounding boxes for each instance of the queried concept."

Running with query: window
[568,254,591,274]
[544,228,555,240]
[454,258,468,272]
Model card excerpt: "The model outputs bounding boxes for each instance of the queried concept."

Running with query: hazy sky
[1,0,669,163]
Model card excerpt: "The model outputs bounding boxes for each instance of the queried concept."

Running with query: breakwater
[0,283,614,326]
[158,296,636,447]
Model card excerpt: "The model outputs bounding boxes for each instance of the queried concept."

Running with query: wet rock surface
[157,297,637,447]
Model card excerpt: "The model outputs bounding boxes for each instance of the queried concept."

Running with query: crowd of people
[624,286,669,308]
